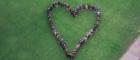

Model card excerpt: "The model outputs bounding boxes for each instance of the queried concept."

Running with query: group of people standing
[47,1,101,59]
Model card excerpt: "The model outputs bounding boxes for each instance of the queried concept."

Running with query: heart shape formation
[47,1,101,59]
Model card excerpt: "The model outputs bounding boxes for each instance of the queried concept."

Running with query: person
[47,12,52,18]
[79,39,85,45]
[93,28,97,32]
[64,3,70,8]
[51,25,56,33]
[76,43,81,50]
[96,11,101,16]
[60,40,66,49]
[70,11,75,17]
[85,4,88,9]
[70,50,76,58]
[96,20,99,25]
[66,4,72,11]
[89,4,96,10]
[85,31,91,38]
[48,5,53,11]
[57,1,64,7]
[81,5,85,9]
[76,7,81,13]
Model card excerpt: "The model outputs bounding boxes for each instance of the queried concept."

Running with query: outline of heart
[47,1,101,59]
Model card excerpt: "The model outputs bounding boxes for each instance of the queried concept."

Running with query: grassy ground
[0,0,140,60]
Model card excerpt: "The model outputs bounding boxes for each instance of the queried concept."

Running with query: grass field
[0,0,140,60]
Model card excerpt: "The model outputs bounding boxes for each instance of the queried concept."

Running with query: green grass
[0,0,140,60]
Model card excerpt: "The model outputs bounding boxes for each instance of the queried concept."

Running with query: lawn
[0,0,140,60]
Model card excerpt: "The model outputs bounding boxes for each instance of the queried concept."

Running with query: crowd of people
[47,1,101,59]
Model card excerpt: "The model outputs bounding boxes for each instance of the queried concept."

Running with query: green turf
[0,0,140,60]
